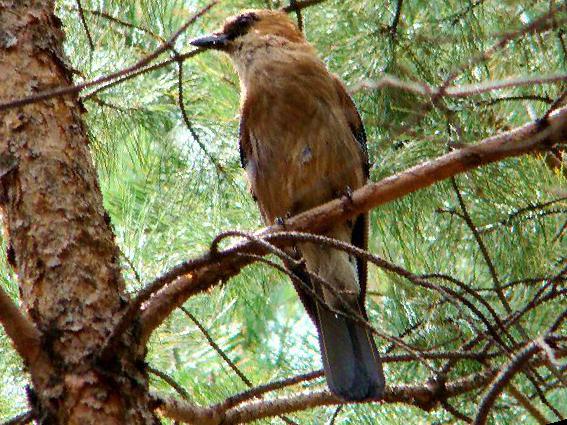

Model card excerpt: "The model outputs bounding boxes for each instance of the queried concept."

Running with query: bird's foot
[275,212,292,228]
[337,186,354,201]
[337,186,355,211]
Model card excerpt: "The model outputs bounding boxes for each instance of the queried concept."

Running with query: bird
[191,9,385,401]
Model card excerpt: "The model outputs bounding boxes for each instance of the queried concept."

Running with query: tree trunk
[0,1,156,423]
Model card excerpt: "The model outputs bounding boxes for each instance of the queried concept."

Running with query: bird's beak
[190,33,230,50]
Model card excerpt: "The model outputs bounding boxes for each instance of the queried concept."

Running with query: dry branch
[0,287,43,369]
[154,346,566,425]
[350,73,567,97]
[139,106,567,341]
[473,341,548,425]
[1,410,35,425]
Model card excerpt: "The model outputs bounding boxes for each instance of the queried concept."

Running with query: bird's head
[190,10,305,54]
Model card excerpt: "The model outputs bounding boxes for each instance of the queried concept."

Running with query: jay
[191,10,384,401]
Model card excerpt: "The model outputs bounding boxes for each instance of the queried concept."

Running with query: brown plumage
[191,10,384,401]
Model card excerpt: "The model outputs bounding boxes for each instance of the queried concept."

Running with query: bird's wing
[238,100,251,170]
[332,76,370,311]
[239,96,271,225]
[332,76,369,178]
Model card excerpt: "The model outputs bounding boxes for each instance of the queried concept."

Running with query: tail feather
[293,220,385,401]
[316,301,385,401]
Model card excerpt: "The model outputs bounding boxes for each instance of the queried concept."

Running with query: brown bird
[191,10,384,401]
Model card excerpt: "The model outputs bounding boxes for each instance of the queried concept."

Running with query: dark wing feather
[238,103,250,169]
[239,96,272,224]
[332,76,370,178]
[332,77,370,308]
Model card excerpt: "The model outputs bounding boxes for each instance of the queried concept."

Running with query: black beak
[190,33,230,50]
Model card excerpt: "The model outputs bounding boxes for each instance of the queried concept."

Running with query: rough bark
[0,1,155,423]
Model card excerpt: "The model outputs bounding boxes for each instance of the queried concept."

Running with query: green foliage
[1,0,565,423]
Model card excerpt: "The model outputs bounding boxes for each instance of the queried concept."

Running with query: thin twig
[350,73,567,98]
[148,366,191,400]
[180,307,298,424]
[180,307,252,387]
[437,0,486,25]
[553,219,567,242]
[255,233,509,350]
[506,383,549,425]
[476,94,554,107]
[0,1,217,112]
[175,57,225,174]
[450,178,509,313]
[389,0,404,38]
[443,4,567,89]
[82,50,201,101]
[450,178,558,414]
[476,196,567,233]
[288,0,304,32]
[366,5,565,141]
[327,405,343,425]
[122,251,143,285]
[75,0,95,52]
[238,250,438,372]
[441,400,472,423]
[70,6,166,42]
[1,410,35,425]
[384,320,424,353]
[473,339,547,425]
[216,370,324,411]
[543,89,567,120]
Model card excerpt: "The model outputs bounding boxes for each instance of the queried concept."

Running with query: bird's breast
[241,54,364,224]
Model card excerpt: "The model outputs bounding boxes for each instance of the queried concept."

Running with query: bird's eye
[225,12,258,40]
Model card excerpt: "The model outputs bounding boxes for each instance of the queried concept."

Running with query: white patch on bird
[300,146,313,164]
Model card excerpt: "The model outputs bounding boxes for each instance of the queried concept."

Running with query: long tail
[315,299,385,401]
[295,221,385,401]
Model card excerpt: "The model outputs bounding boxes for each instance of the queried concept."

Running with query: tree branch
[505,385,549,425]
[288,0,304,32]
[443,4,567,88]
[350,73,567,97]
[67,6,166,42]
[473,341,545,425]
[0,286,42,368]
[154,346,566,424]
[1,410,35,425]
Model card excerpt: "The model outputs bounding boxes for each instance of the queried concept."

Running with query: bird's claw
[275,212,292,228]
[337,186,354,209]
